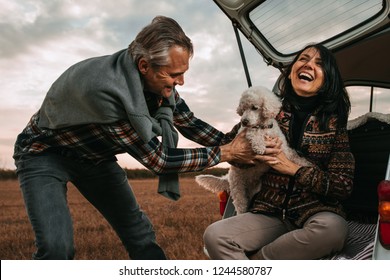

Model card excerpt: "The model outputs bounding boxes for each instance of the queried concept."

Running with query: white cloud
[0,0,281,169]
[3,0,380,170]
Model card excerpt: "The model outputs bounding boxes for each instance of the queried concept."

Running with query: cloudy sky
[1,0,387,170]
[0,0,283,170]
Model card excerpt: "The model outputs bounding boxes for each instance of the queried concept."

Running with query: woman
[203,43,355,260]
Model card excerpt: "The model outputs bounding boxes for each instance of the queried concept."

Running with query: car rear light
[218,191,229,216]
[378,180,390,249]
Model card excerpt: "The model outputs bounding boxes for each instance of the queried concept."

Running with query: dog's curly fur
[195,86,312,214]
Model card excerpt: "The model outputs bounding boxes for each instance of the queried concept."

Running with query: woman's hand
[262,135,283,155]
[256,151,301,176]
[255,136,301,176]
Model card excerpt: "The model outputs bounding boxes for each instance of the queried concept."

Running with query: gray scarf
[38,49,180,200]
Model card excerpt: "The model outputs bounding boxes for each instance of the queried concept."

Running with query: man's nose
[174,75,184,86]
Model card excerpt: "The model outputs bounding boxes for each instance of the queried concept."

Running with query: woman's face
[289,47,324,97]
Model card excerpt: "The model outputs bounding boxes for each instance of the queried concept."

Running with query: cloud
[0,0,280,169]
[3,0,380,170]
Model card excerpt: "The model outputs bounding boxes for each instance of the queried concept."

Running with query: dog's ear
[236,105,243,116]
[263,95,282,119]
[263,107,276,119]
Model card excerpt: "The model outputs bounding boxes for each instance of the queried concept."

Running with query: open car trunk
[210,0,390,259]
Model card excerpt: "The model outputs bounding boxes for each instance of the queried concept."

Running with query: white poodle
[195,86,312,214]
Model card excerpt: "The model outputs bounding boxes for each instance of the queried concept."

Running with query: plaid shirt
[14,94,233,174]
[250,110,355,227]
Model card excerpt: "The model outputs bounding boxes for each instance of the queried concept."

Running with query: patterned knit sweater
[249,109,355,227]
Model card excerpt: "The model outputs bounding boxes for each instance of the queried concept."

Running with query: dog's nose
[241,119,249,127]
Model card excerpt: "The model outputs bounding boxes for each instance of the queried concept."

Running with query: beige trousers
[203,211,348,260]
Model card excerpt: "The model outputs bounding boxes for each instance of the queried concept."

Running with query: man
[13,16,260,259]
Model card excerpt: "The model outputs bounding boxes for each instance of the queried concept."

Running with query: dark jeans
[15,153,166,260]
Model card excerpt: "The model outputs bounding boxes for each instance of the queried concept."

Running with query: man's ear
[138,58,149,75]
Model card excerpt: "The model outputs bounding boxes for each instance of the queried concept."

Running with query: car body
[211,0,390,259]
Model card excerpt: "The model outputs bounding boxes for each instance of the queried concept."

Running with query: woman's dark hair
[278,43,351,129]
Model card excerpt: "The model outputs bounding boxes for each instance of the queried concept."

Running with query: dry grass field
[0,178,221,260]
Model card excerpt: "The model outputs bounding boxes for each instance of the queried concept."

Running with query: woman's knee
[203,222,222,247]
[305,212,348,248]
[309,212,347,232]
[203,219,234,252]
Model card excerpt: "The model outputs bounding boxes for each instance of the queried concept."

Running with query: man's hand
[220,129,257,164]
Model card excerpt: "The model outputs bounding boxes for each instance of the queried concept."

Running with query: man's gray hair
[128,16,194,68]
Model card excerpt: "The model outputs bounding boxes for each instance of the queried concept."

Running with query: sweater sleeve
[294,127,355,200]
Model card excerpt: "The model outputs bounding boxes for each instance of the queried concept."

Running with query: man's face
[139,46,190,98]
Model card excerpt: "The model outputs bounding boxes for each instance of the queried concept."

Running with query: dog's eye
[251,105,259,110]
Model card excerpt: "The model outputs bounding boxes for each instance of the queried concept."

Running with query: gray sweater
[38,49,180,200]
